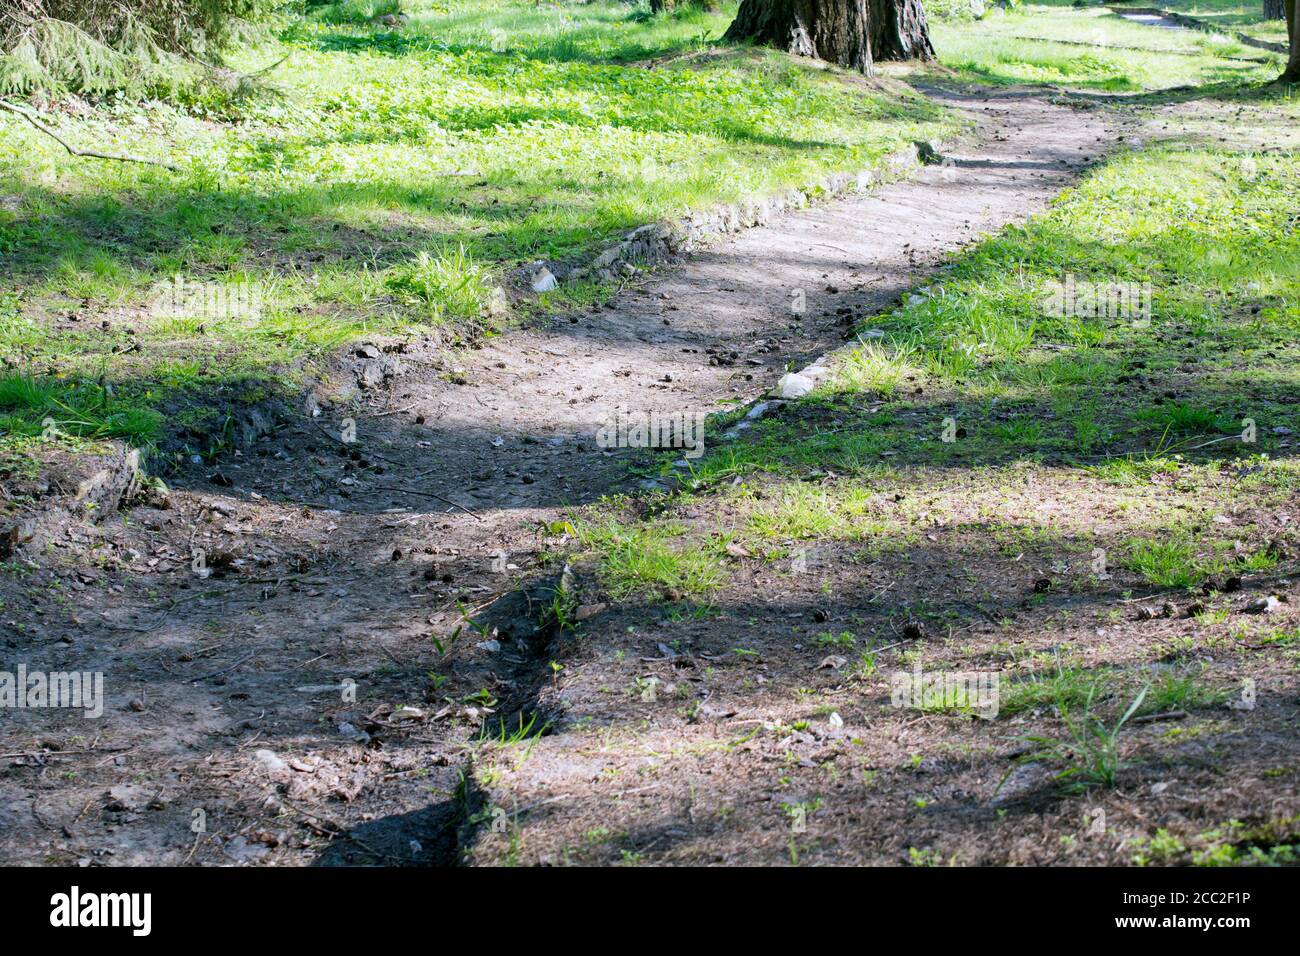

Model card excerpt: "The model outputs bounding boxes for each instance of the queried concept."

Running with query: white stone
[531,268,558,293]
[798,363,832,382]
[774,373,815,399]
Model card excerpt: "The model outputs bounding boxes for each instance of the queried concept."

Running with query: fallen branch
[363,485,483,521]
[188,651,255,684]
[0,749,87,759]
[366,401,421,419]
[249,54,292,78]
[0,98,181,171]
[1131,709,1188,725]
[865,637,917,655]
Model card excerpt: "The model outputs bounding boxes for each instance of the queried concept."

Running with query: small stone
[223,835,271,862]
[531,268,558,293]
[696,703,737,719]
[573,603,606,621]
[1246,596,1282,614]
[774,372,815,399]
[253,749,290,777]
[991,761,1052,806]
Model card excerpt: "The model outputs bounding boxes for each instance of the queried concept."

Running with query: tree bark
[724,0,874,72]
[1264,0,1284,20]
[871,0,935,62]
[723,0,934,74]
[1284,0,1299,82]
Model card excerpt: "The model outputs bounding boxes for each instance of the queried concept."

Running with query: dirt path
[0,86,1132,866]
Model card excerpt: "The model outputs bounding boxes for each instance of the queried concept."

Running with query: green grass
[743,483,893,543]
[561,27,1299,633]
[1012,684,1149,792]
[829,342,920,398]
[1124,532,1278,588]
[929,3,1286,91]
[0,374,164,446]
[1000,662,1113,718]
[384,243,493,324]
[572,515,728,600]
[1136,401,1233,435]
[1155,0,1292,46]
[1125,536,1205,588]
[1143,667,1228,713]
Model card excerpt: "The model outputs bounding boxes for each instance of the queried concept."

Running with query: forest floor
[1,2,1298,866]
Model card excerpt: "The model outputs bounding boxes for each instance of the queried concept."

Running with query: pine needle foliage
[0,1,272,97]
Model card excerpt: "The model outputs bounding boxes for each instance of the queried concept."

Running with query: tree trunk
[871,0,935,62]
[723,0,934,74]
[1264,0,1284,19]
[1284,0,1299,82]
[724,0,874,72]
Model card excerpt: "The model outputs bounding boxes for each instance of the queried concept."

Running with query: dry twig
[0,98,180,170]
